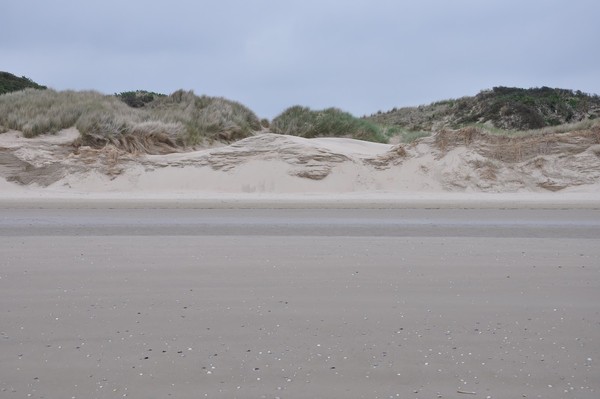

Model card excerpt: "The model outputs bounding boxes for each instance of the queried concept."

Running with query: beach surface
[1,207,599,398]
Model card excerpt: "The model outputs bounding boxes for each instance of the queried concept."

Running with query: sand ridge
[1,128,599,197]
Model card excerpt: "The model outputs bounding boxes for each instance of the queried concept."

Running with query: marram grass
[0,89,261,148]
[271,106,388,143]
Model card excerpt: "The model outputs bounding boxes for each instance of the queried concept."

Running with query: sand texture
[1,208,599,398]
[1,128,600,198]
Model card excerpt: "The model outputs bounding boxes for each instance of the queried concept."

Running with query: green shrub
[366,86,600,133]
[0,71,47,95]
[116,90,166,108]
[271,106,387,143]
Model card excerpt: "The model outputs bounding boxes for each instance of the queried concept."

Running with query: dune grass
[0,89,113,137]
[3,85,596,153]
[465,118,600,138]
[0,88,261,151]
[381,125,432,143]
[379,119,598,145]
[433,121,600,163]
[271,106,388,143]
[147,90,261,144]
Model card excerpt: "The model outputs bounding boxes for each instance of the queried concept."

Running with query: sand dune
[1,128,599,200]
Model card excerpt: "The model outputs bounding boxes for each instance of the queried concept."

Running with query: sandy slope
[1,128,599,201]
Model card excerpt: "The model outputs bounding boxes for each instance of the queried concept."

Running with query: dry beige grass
[434,123,600,162]
[470,159,498,181]
[363,144,408,169]
[0,89,261,154]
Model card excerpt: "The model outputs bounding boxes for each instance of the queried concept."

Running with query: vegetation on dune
[2,69,599,151]
[271,106,388,143]
[433,122,600,163]
[456,87,600,129]
[147,90,261,144]
[0,88,261,152]
[396,129,432,143]
[115,90,166,108]
[0,71,47,95]
[366,86,600,137]
[0,89,111,137]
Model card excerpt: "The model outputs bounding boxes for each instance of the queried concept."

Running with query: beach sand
[1,230,599,398]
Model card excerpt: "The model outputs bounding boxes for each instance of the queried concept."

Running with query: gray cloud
[2,0,599,118]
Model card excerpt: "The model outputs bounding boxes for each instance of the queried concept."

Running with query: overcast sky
[2,0,599,118]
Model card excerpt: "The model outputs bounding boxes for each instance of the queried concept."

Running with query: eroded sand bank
[1,128,600,199]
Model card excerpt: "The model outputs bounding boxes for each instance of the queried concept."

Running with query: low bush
[0,71,47,95]
[116,90,166,108]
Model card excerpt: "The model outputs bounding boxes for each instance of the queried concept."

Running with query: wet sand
[1,208,599,398]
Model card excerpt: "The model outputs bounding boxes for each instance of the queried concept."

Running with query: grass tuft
[147,90,261,144]
[271,106,387,143]
[433,121,600,162]
[0,89,112,137]
[0,88,261,152]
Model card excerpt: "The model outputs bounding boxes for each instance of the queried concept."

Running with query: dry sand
[1,128,600,199]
